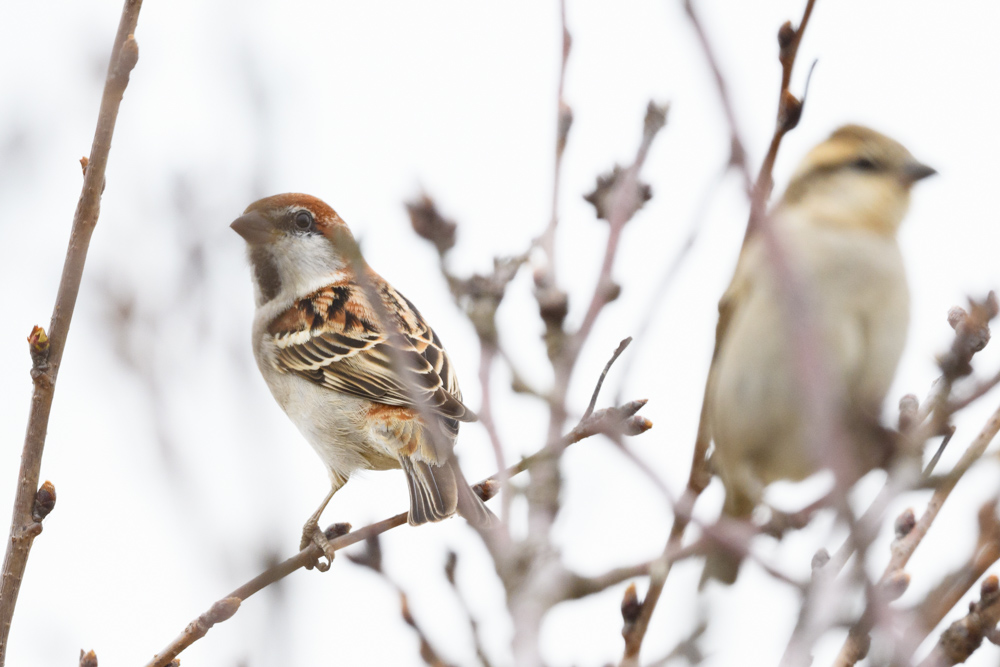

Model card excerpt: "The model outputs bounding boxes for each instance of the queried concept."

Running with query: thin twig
[682,0,752,194]
[536,0,573,270]
[0,2,142,663]
[745,0,818,240]
[584,337,632,419]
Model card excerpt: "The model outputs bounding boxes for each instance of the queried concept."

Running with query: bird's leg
[301,482,342,572]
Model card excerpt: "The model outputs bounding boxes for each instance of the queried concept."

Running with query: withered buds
[584,165,652,222]
[406,194,457,255]
[79,649,98,667]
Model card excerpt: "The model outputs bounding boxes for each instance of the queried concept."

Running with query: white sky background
[1,1,1000,665]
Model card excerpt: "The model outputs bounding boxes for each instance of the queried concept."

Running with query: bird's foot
[300,519,351,572]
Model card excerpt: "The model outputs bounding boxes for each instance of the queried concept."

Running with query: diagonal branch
[0,1,143,663]
[142,399,651,667]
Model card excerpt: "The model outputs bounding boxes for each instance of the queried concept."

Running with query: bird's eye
[850,157,880,172]
[294,210,315,231]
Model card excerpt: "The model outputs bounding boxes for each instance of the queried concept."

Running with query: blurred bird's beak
[903,161,937,184]
[231,211,276,245]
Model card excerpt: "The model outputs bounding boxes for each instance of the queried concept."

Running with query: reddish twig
[0,2,142,663]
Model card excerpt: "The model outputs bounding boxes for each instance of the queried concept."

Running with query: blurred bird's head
[780,125,936,236]
[231,193,360,306]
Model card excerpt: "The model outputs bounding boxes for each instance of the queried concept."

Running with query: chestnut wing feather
[268,280,475,423]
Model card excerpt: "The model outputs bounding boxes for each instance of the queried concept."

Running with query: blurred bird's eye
[850,157,880,172]
[294,210,315,231]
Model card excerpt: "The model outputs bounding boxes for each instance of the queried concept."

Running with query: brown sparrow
[232,193,492,563]
[703,125,935,584]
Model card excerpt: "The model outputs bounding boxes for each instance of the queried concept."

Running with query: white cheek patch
[272,234,347,298]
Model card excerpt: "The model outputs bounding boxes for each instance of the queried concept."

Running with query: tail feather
[401,456,494,528]
[700,488,754,587]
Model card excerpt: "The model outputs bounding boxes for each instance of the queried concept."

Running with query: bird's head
[232,193,361,306]
[780,125,936,236]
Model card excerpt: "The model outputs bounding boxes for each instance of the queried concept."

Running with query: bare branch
[0,1,143,662]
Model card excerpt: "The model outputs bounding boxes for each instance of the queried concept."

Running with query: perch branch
[142,400,651,667]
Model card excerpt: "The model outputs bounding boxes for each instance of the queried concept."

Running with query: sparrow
[232,193,492,563]
[703,125,936,584]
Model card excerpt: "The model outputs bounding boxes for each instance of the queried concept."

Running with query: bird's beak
[903,161,937,184]
[231,211,276,245]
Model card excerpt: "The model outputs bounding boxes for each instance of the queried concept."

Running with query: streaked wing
[267,278,475,423]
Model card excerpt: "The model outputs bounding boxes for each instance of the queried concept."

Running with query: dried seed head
[584,165,652,222]
[406,195,457,255]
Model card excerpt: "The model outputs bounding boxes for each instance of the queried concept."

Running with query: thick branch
[0,2,142,663]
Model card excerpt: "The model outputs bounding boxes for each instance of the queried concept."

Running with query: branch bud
[27,325,50,368]
[557,102,574,155]
[894,508,916,540]
[811,548,830,571]
[777,21,796,49]
[620,582,642,626]
[898,394,919,432]
[79,649,98,667]
[778,90,803,131]
[882,571,910,601]
[622,415,653,436]
[642,101,669,144]
[323,521,352,540]
[32,480,56,522]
